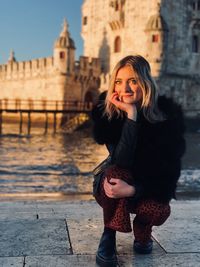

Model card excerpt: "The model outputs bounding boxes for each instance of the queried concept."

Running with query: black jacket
[91,92,186,203]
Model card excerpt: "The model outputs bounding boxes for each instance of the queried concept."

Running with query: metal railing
[0,99,93,112]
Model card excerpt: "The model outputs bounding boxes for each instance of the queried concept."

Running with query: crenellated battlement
[0,54,101,81]
[0,56,54,80]
[77,56,101,77]
[0,19,101,110]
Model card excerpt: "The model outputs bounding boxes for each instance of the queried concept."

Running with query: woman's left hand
[103,177,136,198]
[109,92,137,121]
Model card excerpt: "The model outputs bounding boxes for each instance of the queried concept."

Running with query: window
[115,1,119,11]
[114,36,121,52]
[192,35,199,52]
[60,52,65,59]
[152,34,159,43]
[83,60,87,70]
[198,0,200,10]
[83,16,88,25]
[192,1,196,10]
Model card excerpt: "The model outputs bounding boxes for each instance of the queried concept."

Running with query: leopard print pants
[95,165,171,244]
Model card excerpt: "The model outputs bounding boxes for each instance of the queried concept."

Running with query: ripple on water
[0,129,107,199]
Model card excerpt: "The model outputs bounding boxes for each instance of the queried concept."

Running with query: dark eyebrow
[115,77,136,80]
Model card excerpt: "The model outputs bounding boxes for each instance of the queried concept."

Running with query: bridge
[0,99,93,135]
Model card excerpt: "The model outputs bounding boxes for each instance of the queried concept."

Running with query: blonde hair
[104,55,164,122]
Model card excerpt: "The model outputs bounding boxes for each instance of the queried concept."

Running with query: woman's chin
[123,98,136,104]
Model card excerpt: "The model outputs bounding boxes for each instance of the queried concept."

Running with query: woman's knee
[135,199,171,226]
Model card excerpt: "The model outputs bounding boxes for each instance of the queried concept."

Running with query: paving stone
[0,219,71,257]
[0,201,37,211]
[1,200,200,267]
[36,200,100,219]
[153,200,200,253]
[25,255,96,267]
[0,201,38,220]
[0,257,24,267]
[0,212,39,220]
[25,253,200,267]
[67,216,163,255]
[118,253,200,267]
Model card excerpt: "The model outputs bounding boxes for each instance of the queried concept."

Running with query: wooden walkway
[0,99,93,134]
[0,99,93,112]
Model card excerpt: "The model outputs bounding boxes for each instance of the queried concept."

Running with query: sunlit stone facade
[82,0,200,117]
[0,19,101,109]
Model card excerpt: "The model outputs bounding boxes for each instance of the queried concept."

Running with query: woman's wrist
[127,106,137,121]
[127,111,137,121]
[127,185,136,197]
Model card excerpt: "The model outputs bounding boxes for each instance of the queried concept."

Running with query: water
[0,125,199,201]
[0,125,108,201]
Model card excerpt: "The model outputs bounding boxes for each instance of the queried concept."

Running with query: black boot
[133,240,153,254]
[96,228,117,267]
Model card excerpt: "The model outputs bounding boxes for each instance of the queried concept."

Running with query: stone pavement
[0,199,200,267]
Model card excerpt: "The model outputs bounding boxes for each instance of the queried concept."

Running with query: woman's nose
[122,82,131,93]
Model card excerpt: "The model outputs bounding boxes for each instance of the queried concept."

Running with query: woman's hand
[109,92,137,121]
[103,177,136,198]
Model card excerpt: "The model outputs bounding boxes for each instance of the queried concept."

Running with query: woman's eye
[130,79,137,85]
[115,80,121,85]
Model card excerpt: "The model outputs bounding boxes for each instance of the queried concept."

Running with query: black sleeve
[136,120,186,202]
[132,96,186,202]
[111,118,139,169]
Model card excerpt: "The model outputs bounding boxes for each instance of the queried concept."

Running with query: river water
[0,124,108,201]
[0,124,200,201]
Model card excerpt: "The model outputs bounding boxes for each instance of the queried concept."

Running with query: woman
[92,55,185,267]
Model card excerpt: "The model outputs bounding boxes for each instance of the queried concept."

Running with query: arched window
[192,1,196,10]
[59,52,65,59]
[192,35,199,52]
[83,16,88,25]
[198,0,200,10]
[115,1,119,11]
[84,91,93,103]
[152,34,159,43]
[114,36,121,52]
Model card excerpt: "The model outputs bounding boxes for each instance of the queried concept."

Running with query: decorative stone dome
[145,14,168,32]
[54,19,75,49]
[54,36,75,49]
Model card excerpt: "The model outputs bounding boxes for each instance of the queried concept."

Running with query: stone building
[81,0,200,117]
[0,19,101,112]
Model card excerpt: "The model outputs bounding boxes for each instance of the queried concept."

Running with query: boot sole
[96,253,118,267]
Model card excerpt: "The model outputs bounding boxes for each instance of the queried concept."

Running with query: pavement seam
[152,235,167,253]
[65,219,74,255]
[23,256,26,267]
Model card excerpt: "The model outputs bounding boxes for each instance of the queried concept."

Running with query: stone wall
[81,0,200,116]
[0,19,102,113]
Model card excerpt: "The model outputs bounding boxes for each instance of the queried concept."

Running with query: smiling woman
[105,55,163,122]
[91,55,186,266]
[114,65,143,105]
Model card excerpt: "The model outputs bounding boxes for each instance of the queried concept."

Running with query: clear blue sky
[0,0,83,64]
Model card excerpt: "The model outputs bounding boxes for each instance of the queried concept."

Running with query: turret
[145,4,169,76]
[53,19,76,74]
[8,50,16,63]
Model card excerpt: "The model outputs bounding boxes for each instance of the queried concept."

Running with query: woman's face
[114,65,143,104]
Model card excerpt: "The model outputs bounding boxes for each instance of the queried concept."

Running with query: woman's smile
[114,65,143,104]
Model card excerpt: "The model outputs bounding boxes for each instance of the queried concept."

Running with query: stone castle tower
[0,19,101,111]
[81,0,200,117]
